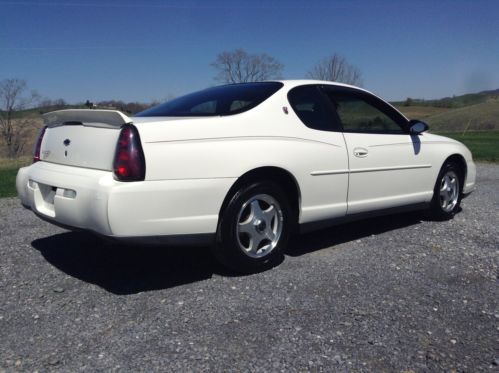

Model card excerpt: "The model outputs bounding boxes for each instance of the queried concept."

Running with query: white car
[17,80,476,272]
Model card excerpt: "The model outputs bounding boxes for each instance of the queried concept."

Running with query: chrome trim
[145,136,342,148]
[311,164,431,176]
[350,164,432,174]
[311,169,349,176]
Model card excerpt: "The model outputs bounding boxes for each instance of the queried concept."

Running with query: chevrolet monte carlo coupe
[17,81,476,272]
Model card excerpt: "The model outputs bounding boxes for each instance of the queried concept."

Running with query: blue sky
[1,0,498,103]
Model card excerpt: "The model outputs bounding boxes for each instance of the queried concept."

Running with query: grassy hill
[397,99,499,131]
[424,100,499,131]
[394,105,452,119]
[394,91,499,162]
[392,88,499,109]
[393,88,499,131]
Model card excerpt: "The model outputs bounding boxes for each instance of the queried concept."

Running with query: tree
[95,100,152,114]
[307,53,363,86]
[211,49,283,83]
[0,79,40,158]
[39,98,66,112]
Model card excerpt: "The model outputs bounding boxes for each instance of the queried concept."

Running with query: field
[425,101,499,131]
[396,99,499,131]
[394,105,452,119]
[436,131,499,162]
[0,157,30,198]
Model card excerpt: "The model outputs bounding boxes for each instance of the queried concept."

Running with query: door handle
[353,147,368,157]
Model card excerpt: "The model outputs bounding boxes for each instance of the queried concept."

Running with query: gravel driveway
[1,164,498,372]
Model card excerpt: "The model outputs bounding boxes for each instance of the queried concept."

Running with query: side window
[288,86,337,131]
[325,91,405,134]
[229,100,252,112]
[190,100,217,114]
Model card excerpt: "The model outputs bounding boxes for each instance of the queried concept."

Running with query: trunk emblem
[63,139,71,146]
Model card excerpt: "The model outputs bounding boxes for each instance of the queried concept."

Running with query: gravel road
[1,164,498,372]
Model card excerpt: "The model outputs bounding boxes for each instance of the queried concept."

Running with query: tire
[213,181,292,273]
[430,161,462,220]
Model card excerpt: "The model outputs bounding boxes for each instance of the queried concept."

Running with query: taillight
[33,126,47,163]
[113,124,146,181]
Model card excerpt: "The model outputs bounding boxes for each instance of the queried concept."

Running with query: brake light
[33,126,47,163]
[113,124,146,181]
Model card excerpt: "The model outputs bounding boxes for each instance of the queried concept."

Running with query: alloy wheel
[236,194,284,258]
[439,170,459,213]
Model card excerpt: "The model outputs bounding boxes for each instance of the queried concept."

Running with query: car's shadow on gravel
[31,232,226,295]
[287,211,425,256]
[31,211,425,295]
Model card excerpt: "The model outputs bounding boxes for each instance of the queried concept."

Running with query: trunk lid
[40,109,131,171]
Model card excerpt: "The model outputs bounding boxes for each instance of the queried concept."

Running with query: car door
[287,85,349,224]
[321,86,434,215]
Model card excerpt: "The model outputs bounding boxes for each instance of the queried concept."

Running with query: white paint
[17,80,476,239]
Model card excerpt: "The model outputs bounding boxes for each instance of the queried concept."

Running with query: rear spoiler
[42,109,132,129]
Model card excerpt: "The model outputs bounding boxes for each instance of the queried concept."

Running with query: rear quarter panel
[135,99,350,224]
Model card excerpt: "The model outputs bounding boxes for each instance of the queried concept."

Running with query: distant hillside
[392,88,499,109]
[2,100,151,119]
[395,94,499,132]
[479,88,499,96]
[1,104,85,119]
[394,105,452,119]
[393,88,499,132]
[424,100,499,132]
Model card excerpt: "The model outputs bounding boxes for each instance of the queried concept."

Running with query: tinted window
[136,82,283,117]
[322,88,407,134]
[288,85,338,131]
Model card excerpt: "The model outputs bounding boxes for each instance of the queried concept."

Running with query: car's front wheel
[213,181,292,273]
[430,161,462,220]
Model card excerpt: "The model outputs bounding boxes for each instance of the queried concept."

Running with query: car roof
[277,79,358,88]
[273,79,373,95]
[272,80,409,122]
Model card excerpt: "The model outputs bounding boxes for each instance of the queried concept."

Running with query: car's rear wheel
[213,181,291,273]
[430,161,462,220]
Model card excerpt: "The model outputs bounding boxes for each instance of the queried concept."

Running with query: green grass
[0,157,30,198]
[435,131,499,163]
[0,168,20,198]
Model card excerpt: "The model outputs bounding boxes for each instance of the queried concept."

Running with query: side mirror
[409,120,429,135]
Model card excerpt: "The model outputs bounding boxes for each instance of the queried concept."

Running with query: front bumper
[463,159,476,195]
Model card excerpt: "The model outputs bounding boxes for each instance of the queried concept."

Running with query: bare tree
[39,98,66,111]
[0,79,40,158]
[307,53,363,86]
[211,49,283,83]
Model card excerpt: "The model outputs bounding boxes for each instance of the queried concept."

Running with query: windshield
[136,82,283,117]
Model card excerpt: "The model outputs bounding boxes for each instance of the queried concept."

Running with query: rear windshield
[136,82,283,117]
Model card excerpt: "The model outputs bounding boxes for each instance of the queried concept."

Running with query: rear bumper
[17,162,235,239]
[17,162,113,235]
